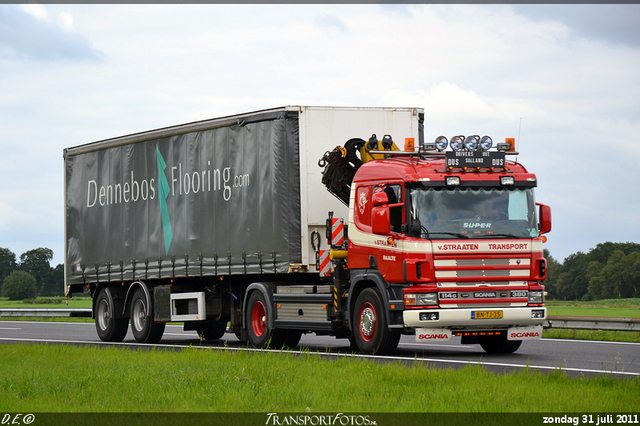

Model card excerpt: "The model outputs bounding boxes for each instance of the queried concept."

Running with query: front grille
[434,255,531,282]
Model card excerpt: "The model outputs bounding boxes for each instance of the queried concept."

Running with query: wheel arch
[242,282,276,331]
[348,270,392,332]
[93,285,128,320]
[123,280,151,318]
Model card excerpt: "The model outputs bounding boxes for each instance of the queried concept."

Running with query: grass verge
[0,344,638,413]
[543,328,640,343]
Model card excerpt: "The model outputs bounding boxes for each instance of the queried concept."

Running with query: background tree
[588,250,640,299]
[41,263,64,296]
[545,242,640,300]
[543,249,561,299]
[0,248,17,296]
[19,248,53,296]
[2,271,37,300]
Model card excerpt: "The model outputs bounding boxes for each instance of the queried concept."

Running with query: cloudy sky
[1,4,639,267]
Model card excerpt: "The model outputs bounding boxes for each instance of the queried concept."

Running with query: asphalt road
[1,320,638,379]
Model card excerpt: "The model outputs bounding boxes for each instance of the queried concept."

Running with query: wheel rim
[359,302,376,342]
[132,299,146,332]
[97,299,110,331]
[251,300,267,337]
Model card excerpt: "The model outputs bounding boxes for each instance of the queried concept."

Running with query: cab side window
[374,184,404,233]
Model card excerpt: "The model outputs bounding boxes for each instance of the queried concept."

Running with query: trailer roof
[63,106,424,158]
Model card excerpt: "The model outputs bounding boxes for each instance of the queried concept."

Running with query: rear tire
[352,288,400,355]
[479,334,522,354]
[94,289,128,342]
[197,320,227,341]
[130,287,165,343]
[246,291,285,349]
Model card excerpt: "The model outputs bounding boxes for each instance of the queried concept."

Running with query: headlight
[464,135,479,151]
[480,136,493,151]
[405,293,438,306]
[446,176,460,186]
[528,291,544,304]
[450,135,464,151]
[531,309,545,319]
[435,136,448,151]
[500,176,515,186]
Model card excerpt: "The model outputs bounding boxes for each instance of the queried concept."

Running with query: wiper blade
[484,233,521,239]
[427,232,471,239]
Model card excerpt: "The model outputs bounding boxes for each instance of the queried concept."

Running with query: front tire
[479,334,522,354]
[130,287,165,343]
[246,291,285,349]
[352,288,400,355]
[94,289,128,342]
[282,330,303,349]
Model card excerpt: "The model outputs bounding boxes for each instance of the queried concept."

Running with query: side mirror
[372,206,390,235]
[409,219,422,237]
[537,203,552,235]
[372,191,389,206]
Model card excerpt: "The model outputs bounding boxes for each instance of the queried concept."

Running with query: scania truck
[64,106,551,355]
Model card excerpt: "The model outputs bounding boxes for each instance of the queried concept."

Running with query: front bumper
[403,306,546,329]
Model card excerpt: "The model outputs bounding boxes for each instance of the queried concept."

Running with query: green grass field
[0,296,92,309]
[0,344,637,413]
[546,298,640,318]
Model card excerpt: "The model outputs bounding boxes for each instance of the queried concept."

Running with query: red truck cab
[346,137,551,353]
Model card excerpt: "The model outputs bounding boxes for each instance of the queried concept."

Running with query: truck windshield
[410,187,538,239]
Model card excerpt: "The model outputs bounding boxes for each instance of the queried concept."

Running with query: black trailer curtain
[65,113,301,285]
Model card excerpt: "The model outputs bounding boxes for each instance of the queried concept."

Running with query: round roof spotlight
[480,136,493,151]
[464,135,479,151]
[435,136,448,151]
[450,135,464,151]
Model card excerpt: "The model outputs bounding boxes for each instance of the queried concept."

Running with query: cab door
[370,183,405,283]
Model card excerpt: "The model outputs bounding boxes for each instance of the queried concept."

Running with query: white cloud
[57,12,74,31]
[19,4,48,21]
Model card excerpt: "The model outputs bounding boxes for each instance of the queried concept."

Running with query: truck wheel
[197,320,227,341]
[94,289,128,342]
[352,288,400,355]
[246,291,285,349]
[282,330,303,349]
[478,334,522,354]
[130,287,165,343]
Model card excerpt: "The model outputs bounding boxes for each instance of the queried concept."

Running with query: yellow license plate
[472,310,503,319]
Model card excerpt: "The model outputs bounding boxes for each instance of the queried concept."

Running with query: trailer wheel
[130,287,165,343]
[352,288,400,355]
[94,290,128,342]
[246,291,285,349]
[197,320,227,341]
[478,334,522,354]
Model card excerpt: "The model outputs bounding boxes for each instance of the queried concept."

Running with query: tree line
[2,242,639,301]
[544,242,640,301]
[0,247,63,300]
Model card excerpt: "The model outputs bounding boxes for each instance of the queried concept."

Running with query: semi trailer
[64,105,551,354]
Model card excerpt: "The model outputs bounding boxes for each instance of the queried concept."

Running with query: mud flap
[415,328,452,342]
[507,325,543,340]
